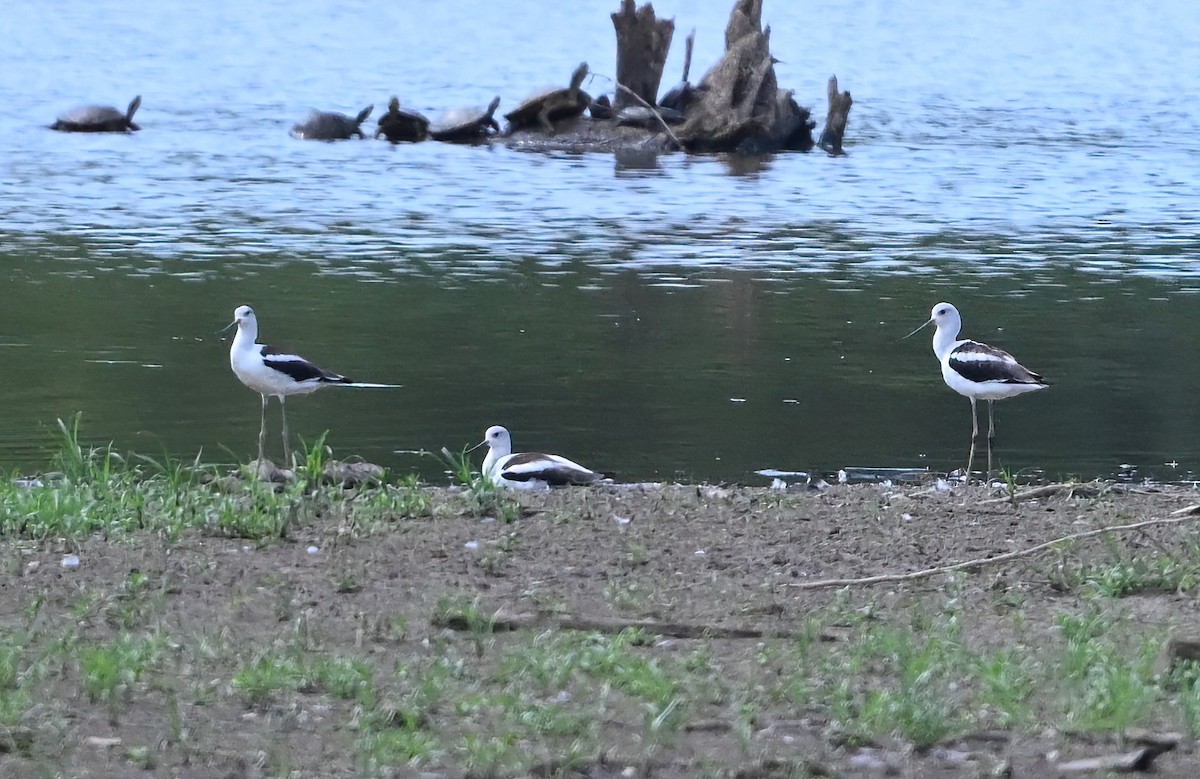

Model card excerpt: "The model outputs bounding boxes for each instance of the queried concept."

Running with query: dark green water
[6,232,1200,483]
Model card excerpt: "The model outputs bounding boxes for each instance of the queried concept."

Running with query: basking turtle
[291,105,373,140]
[428,96,501,143]
[375,97,429,143]
[51,95,142,133]
[616,105,685,128]
[504,62,591,135]
[589,94,614,121]
[659,30,697,114]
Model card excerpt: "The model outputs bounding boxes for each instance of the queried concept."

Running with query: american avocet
[472,425,609,489]
[226,305,398,464]
[906,302,1049,479]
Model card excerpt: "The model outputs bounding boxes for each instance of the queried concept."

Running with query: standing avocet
[226,305,398,464]
[906,302,1049,479]
[473,425,608,489]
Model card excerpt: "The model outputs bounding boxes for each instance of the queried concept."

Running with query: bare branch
[790,515,1196,590]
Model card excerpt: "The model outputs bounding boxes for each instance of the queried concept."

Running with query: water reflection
[3,247,1200,485]
[613,148,661,174]
[720,153,774,177]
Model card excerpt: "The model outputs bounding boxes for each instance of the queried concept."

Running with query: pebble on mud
[83,736,122,749]
[61,554,80,569]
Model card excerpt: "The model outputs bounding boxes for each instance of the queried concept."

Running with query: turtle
[375,97,429,143]
[290,105,373,140]
[51,95,142,133]
[504,62,591,135]
[428,96,501,143]
[616,105,685,128]
[589,94,614,121]
[659,30,697,114]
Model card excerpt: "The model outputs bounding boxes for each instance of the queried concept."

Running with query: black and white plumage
[226,305,397,463]
[945,341,1046,388]
[256,344,352,388]
[474,425,609,490]
[906,302,1049,479]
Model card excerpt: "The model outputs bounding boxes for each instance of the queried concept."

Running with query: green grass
[435,446,523,523]
[0,631,39,728]
[232,649,375,707]
[812,615,970,747]
[0,415,437,545]
[1049,531,1200,597]
[1169,663,1200,737]
[356,723,443,773]
[1055,611,1160,734]
[766,595,1180,748]
[78,632,170,711]
[974,648,1038,728]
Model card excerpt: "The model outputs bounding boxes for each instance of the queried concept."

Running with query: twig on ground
[434,610,837,641]
[976,481,1104,505]
[789,515,1195,590]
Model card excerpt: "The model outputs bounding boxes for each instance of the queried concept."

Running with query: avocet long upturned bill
[906,302,1049,480]
[225,305,399,464]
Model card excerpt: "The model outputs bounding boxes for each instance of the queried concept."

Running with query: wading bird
[225,305,397,464]
[906,302,1049,480]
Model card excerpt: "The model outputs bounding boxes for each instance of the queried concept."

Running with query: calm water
[3,0,1200,483]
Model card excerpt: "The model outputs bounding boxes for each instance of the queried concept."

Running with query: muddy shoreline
[4,478,1200,777]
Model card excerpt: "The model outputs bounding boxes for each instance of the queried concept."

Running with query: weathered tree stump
[612,0,675,110]
[724,0,764,47]
[776,91,816,152]
[818,75,853,155]
[501,0,829,156]
[676,0,804,153]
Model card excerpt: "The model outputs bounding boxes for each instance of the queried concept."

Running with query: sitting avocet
[473,425,609,489]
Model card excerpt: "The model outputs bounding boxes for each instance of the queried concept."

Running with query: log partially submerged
[675,0,814,153]
[504,0,838,156]
[818,75,853,155]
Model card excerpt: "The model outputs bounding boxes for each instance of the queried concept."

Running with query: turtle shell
[503,63,591,133]
[51,95,141,133]
[376,98,429,143]
[428,96,501,142]
[291,105,373,141]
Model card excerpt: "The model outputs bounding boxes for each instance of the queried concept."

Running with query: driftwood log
[818,75,853,155]
[611,0,674,111]
[675,0,814,153]
[504,0,838,156]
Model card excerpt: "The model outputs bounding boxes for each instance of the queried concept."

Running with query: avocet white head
[473,424,609,490]
[225,305,399,465]
[905,302,1049,480]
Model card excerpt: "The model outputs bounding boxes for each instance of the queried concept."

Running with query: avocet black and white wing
[497,452,604,486]
[947,341,1047,386]
[260,345,349,385]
